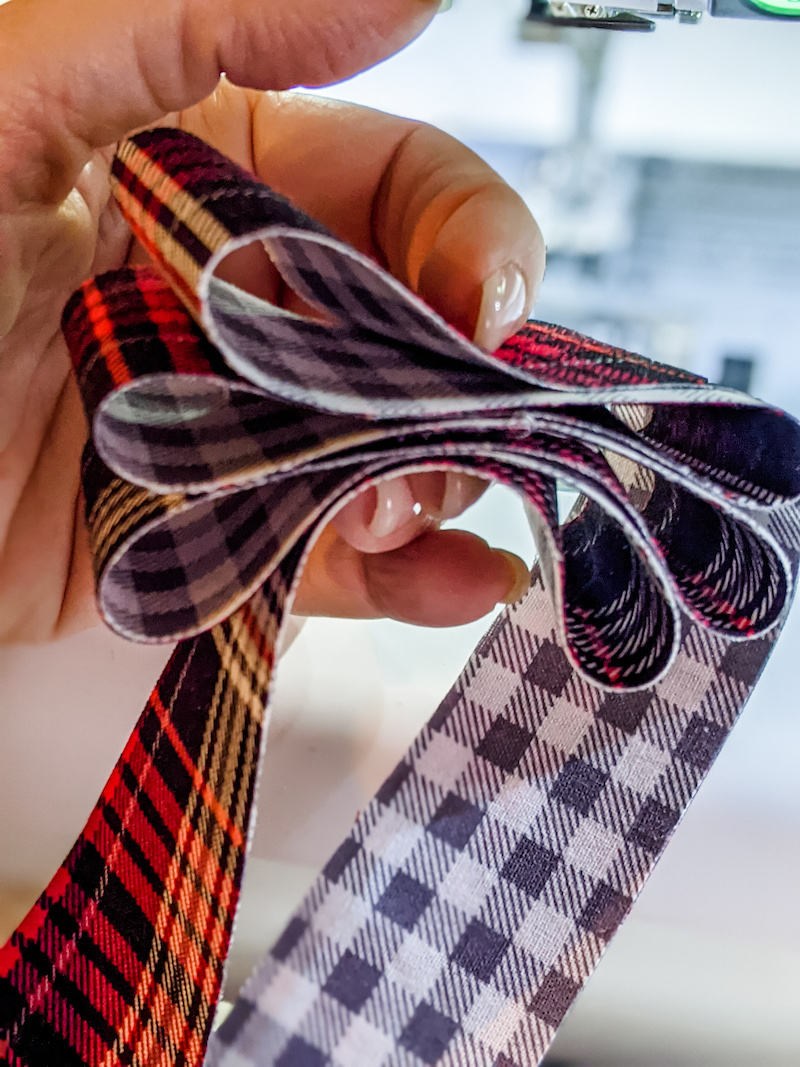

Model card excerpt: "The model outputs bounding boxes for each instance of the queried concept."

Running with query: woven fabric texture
[1,128,799,1067]
[209,536,800,1067]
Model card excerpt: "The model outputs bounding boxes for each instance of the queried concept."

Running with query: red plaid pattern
[0,613,272,1066]
[2,127,795,1067]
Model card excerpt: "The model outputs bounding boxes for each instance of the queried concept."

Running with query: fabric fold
[3,126,799,1067]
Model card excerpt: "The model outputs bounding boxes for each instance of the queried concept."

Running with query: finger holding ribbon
[0,0,540,643]
[126,82,547,626]
[20,125,795,1067]
[70,126,800,689]
[3,1,800,1063]
[6,121,800,1067]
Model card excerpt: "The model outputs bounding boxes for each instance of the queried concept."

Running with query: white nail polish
[369,477,415,539]
[475,264,529,352]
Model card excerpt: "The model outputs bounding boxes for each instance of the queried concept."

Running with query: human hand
[0,0,545,642]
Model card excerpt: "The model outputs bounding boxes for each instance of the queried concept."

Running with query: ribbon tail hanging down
[2,127,800,1067]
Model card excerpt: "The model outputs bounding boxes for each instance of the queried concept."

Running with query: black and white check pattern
[208,505,799,1067]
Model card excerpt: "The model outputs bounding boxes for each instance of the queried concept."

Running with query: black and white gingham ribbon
[206,515,799,1067]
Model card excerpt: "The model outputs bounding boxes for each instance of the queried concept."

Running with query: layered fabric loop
[66,263,789,685]
[64,127,799,691]
[3,127,800,1067]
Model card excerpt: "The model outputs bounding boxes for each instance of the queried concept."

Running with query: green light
[749,0,800,15]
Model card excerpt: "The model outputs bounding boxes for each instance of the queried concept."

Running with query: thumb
[0,0,438,207]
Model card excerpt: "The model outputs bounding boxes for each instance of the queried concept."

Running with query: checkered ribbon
[2,128,799,1067]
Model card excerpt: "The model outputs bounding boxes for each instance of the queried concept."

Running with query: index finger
[249,92,546,347]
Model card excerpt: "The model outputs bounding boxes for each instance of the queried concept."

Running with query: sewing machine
[521,0,799,31]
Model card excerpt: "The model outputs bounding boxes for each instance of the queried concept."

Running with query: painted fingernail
[440,472,484,521]
[369,477,417,539]
[496,550,531,605]
[405,471,487,524]
[406,472,448,523]
[475,264,529,352]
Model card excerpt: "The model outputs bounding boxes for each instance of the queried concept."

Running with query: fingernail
[440,472,482,521]
[407,472,448,523]
[369,477,416,539]
[405,471,487,524]
[496,550,531,605]
[475,264,529,352]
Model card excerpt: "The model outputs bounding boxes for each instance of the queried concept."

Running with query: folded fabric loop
[637,475,788,634]
[559,501,677,685]
[639,403,800,504]
[63,128,800,691]
[8,126,800,1067]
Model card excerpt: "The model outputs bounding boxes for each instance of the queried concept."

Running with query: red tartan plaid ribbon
[1,128,799,1067]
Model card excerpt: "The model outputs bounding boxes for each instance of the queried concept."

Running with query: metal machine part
[521,0,800,32]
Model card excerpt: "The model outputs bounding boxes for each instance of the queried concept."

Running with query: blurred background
[1,2,799,1064]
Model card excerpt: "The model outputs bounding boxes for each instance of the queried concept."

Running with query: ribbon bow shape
[68,129,798,688]
[2,127,799,1067]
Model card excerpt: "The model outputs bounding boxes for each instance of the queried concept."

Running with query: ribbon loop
[5,125,800,1067]
[63,128,799,690]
